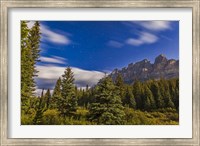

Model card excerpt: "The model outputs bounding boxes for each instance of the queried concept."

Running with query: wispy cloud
[72,67,105,87]
[121,21,172,47]
[35,65,105,91]
[107,40,123,48]
[126,32,158,46]
[27,21,70,45]
[40,56,67,64]
[41,25,70,45]
[134,21,171,31]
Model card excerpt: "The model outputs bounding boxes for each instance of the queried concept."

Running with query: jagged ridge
[110,54,179,84]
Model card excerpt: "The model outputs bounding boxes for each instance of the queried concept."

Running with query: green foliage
[132,80,144,109]
[78,86,92,108]
[22,73,179,125]
[89,77,125,125]
[158,79,173,108]
[76,108,89,118]
[115,73,126,101]
[143,85,156,111]
[44,89,51,109]
[61,67,75,97]
[21,96,39,124]
[53,78,62,97]
[33,90,46,124]
[42,109,60,125]
[169,78,179,110]
[21,21,41,124]
[28,21,41,88]
[61,116,94,125]
[28,21,41,65]
[124,108,178,125]
[149,82,164,109]
[21,21,41,99]
[124,87,136,109]
[59,67,78,117]
[21,108,36,125]
[51,78,62,109]
[21,21,34,99]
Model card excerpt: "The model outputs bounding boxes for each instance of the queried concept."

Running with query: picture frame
[0,0,199,145]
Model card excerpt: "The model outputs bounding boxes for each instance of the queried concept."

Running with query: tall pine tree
[115,73,126,102]
[89,77,125,125]
[51,77,62,109]
[59,67,78,117]
[124,87,136,109]
[28,21,41,79]
[21,21,41,97]
[44,89,51,109]
[132,80,143,109]
[150,82,164,109]
[33,89,46,124]
[143,85,156,111]
[160,79,175,109]
[175,79,179,110]
[21,21,33,99]
[21,21,41,116]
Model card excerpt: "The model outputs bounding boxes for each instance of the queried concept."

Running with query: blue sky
[27,21,179,94]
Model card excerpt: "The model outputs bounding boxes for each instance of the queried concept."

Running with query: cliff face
[110,54,179,84]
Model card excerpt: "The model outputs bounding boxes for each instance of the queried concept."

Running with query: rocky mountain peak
[110,54,179,84]
[142,59,149,63]
[154,54,167,64]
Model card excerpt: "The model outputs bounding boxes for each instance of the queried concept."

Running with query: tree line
[21,21,179,125]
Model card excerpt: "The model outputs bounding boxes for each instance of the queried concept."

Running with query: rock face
[110,54,179,84]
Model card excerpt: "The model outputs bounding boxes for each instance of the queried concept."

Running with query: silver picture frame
[0,0,199,145]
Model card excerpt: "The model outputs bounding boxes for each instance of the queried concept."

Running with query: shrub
[21,108,36,125]
[42,109,60,125]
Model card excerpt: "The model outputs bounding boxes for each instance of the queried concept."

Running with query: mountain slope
[110,54,179,84]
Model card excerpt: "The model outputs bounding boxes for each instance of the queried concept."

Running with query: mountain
[110,54,179,84]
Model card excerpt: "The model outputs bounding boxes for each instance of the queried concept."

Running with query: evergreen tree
[174,79,179,110]
[74,86,78,97]
[132,80,143,109]
[44,89,51,109]
[150,82,164,109]
[115,73,124,86]
[29,21,41,65]
[86,86,96,108]
[165,90,175,108]
[160,79,175,109]
[21,21,41,116]
[89,77,125,125]
[21,21,33,99]
[59,67,78,117]
[28,21,41,82]
[21,21,41,97]
[124,87,136,109]
[143,85,156,111]
[169,79,179,110]
[86,84,89,92]
[79,85,90,108]
[51,78,62,109]
[33,89,46,124]
[53,78,62,97]
[61,67,75,97]
[115,73,126,102]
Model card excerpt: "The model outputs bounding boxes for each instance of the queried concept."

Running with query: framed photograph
[1,0,199,145]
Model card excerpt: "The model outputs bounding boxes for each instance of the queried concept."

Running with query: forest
[21,21,179,125]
